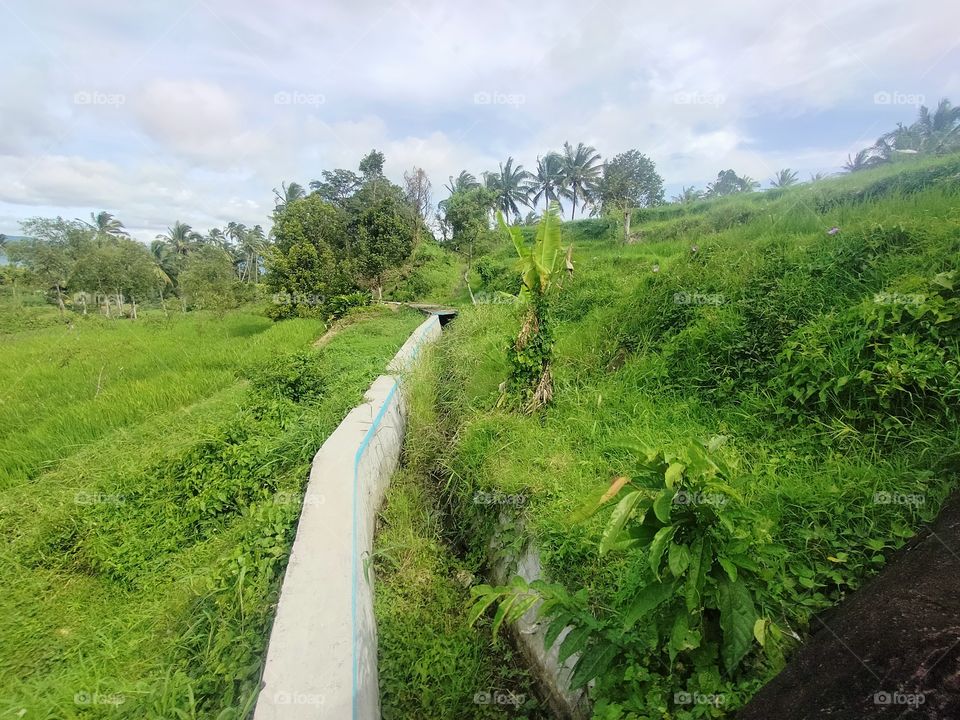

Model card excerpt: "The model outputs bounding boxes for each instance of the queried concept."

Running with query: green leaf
[569,641,618,690]
[648,525,677,578]
[600,491,647,555]
[753,618,767,647]
[668,610,692,661]
[467,588,500,627]
[491,592,518,637]
[544,613,572,650]
[668,543,691,577]
[652,488,675,523]
[664,462,686,488]
[718,556,738,582]
[684,536,709,612]
[718,578,757,674]
[623,580,677,629]
[607,522,658,552]
[557,624,592,666]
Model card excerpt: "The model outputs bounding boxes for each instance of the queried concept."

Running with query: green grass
[0,305,424,719]
[383,154,960,718]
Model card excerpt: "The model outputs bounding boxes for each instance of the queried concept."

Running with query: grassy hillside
[376,154,960,718]
[0,306,424,719]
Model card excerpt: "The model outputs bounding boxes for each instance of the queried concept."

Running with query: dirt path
[739,493,960,719]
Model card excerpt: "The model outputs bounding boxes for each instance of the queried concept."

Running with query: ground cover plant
[0,305,423,719]
[379,154,960,718]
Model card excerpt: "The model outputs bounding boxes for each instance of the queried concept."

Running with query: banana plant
[496,202,569,411]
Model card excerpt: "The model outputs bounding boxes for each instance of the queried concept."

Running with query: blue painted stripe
[350,314,440,719]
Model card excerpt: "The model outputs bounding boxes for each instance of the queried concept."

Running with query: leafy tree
[12,218,91,319]
[597,150,664,239]
[156,221,201,256]
[483,157,532,222]
[358,149,385,179]
[179,245,241,317]
[528,153,566,214]
[497,203,568,411]
[310,169,362,206]
[265,194,351,316]
[705,169,758,197]
[560,141,602,219]
[353,192,416,301]
[877,98,960,156]
[441,186,498,301]
[770,169,799,188]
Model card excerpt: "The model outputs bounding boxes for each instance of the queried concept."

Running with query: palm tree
[482,157,532,222]
[240,225,265,283]
[83,211,129,239]
[672,186,703,203]
[444,170,480,195]
[528,153,565,214]
[273,181,306,211]
[156,221,201,256]
[843,148,886,173]
[770,169,799,188]
[559,142,602,219]
[809,172,828,183]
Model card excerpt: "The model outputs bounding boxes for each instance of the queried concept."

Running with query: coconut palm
[528,153,566,214]
[672,186,703,203]
[83,211,129,239]
[482,157,532,222]
[273,181,306,211]
[809,172,828,182]
[559,142,602,219]
[240,225,265,283]
[444,171,480,195]
[156,221,201,256]
[770,169,800,188]
[843,148,886,173]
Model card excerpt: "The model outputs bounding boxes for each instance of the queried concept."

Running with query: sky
[1,0,959,243]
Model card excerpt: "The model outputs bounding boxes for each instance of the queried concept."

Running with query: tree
[445,171,480,195]
[156,221,201,256]
[770,169,799,188]
[13,218,91,319]
[843,148,886,173]
[497,203,569,412]
[879,98,960,156]
[84,211,129,239]
[672,186,703,203]
[265,194,351,316]
[559,142,602,219]
[441,186,498,302]
[528,153,566,215]
[178,246,241,317]
[353,192,416,301]
[483,157,532,222]
[358,149,385,179]
[310,169,362,206]
[597,150,664,239]
[241,225,266,283]
[403,166,432,244]
[705,170,757,196]
[273,181,307,212]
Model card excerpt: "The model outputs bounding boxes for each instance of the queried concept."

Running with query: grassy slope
[0,306,424,719]
[384,154,960,718]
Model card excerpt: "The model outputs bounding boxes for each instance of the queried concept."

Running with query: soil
[738,493,960,720]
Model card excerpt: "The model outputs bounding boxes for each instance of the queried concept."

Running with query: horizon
[2,0,959,243]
